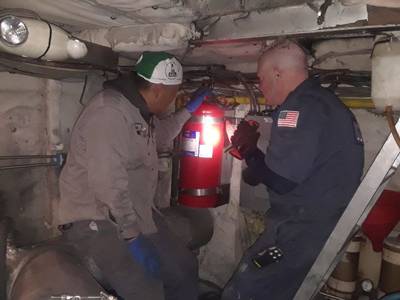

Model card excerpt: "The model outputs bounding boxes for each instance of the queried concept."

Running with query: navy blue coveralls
[222,78,364,300]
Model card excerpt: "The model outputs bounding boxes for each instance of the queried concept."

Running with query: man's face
[257,60,284,106]
[153,84,180,115]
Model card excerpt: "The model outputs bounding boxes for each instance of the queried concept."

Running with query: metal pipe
[385,105,400,148]
[0,155,55,160]
[319,291,346,300]
[0,163,56,171]
[221,96,375,109]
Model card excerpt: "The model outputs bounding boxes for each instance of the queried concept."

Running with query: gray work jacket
[58,88,190,239]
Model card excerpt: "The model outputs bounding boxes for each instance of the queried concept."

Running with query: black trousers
[149,215,199,300]
[61,220,163,300]
[62,218,198,300]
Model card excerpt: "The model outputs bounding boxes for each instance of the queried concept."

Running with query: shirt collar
[103,74,153,124]
[272,77,320,117]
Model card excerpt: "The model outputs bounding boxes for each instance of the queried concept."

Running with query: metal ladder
[294,118,400,300]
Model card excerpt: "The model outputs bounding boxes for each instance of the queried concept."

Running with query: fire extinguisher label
[199,144,213,158]
[182,130,200,157]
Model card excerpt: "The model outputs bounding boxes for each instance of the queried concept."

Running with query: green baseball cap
[135,51,183,85]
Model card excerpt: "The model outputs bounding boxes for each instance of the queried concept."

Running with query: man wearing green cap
[57,52,210,300]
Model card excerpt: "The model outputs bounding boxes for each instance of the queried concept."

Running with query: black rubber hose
[379,293,400,300]
[0,217,10,300]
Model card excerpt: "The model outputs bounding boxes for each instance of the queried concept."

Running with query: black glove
[242,167,260,186]
[230,120,260,158]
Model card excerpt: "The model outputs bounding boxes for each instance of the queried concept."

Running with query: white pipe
[0,17,87,61]
[340,0,400,8]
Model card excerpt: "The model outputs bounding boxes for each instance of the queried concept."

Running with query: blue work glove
[127,235,161,278]
[185,87,213,113]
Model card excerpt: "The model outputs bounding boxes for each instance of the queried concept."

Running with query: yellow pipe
[219,96,375,109]
[340,97,375,109]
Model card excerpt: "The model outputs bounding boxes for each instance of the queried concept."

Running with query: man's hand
[242,167,261,186]
[127,235,161,278]
[230,120,260,159]
[185,87,213,113]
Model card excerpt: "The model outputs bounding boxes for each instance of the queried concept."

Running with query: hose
[385,106,400,148]
[379,292,400,300]
[237,72,259,114]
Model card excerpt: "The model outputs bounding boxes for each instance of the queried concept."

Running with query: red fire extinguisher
[179,102,225,208]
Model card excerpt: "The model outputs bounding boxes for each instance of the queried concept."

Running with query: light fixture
[0,16,88,61]
[360,279,374,293]
[67,38,88,59]
[0,16,28,46]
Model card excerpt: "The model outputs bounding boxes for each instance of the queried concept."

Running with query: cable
[36,21,53,60]
[237,72,259,114]
[79,75,88,106]
[317,0,333,25]
[198,16,221,34]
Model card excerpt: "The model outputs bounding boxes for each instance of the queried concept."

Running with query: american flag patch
[278,110,299,128]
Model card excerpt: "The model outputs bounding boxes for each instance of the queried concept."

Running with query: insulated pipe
[371,39,400,112]
[0,16,87,61]
[340,0,400,8]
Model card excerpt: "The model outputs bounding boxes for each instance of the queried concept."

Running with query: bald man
[222,40,364,299]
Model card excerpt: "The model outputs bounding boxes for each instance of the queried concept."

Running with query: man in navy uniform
[222,40,364,300]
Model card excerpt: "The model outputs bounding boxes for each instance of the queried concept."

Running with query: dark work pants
[150,214,199,300]
[221,219,335,300]
[62,218,198,300]
[62,220,164,300]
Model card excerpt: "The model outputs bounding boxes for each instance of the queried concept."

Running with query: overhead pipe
[0,162,56,171]
[0,15,87,61]
[0,153,65,170]
[0,155,55,160]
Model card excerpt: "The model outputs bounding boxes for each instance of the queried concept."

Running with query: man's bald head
[257,40,309,106]
[259,40,308,74]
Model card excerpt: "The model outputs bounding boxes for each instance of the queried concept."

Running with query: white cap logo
[166,61,178,79]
